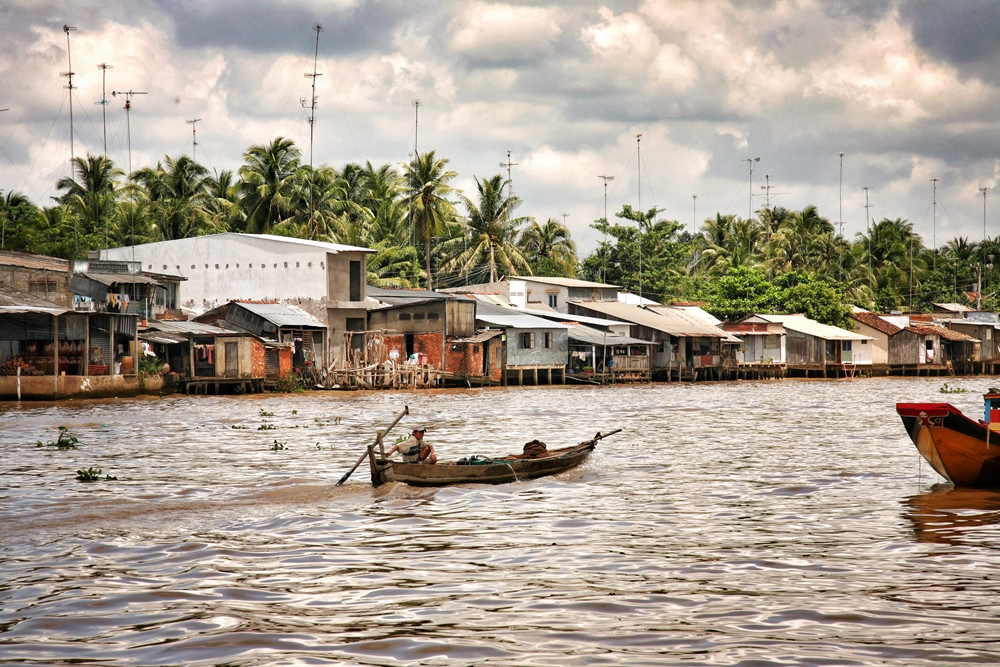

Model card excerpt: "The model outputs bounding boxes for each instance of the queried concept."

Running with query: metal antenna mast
[692,194,697,229]
[561,212,569,227]
[96,63,112,158]
[598,174,615,284]
[302,23,322,232]
[500,151,519,199]
[636,133,643,298]
[931,177,939,270]
[838,152,844,238]
[981,187,990,310]
[186,118,201,161]
[863,186,873,293]
[61,25,77,164]
[112,89,147,175]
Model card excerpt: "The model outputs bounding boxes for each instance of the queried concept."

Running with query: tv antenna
[301,23,322,234]
[186,118,201,161]
[111,89,147,174]
[95,63,112,158]
[598,174,615,284]
[61,25,77,164]
[560,212,569,227]
[636,133,643,298]
[741,156,760,221]
[692,194,697,229]
[500,150,518,199]
[863,186,873,292]
[931,177,939,269]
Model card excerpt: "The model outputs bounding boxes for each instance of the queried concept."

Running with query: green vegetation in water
[76,467,102,482]
[939,383,968,394]
[270,374,305,393]
[37,426,79,449]
[259,409,275,417]
[258,423,277,431]
[292,410,298,415]
[270,440,287,451]
[231,424,249,429]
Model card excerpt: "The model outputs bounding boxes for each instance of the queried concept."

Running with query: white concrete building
[100,233,373,363]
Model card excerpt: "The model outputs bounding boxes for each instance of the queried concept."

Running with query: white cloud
[448,2,563,61]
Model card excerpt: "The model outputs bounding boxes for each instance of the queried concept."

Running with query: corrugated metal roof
[234,301,325,328]
[649,303,722,327]
[0,250,70,272]
[908,325,979,342]
[757,314,871,341]
[521,305,630,329]
[572,300,737,340]
[567,324,652,346]
[0,305,70,316]
[476,302,571,329]
[513,276,620,289]
[144,320,230,335]
[83,272,163,286]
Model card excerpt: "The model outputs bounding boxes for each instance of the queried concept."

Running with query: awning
[452,329,504,344]
[140,333,188,345]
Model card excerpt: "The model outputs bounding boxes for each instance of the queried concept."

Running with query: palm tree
[1,190,33,250]
[238,137,301,234]
[440,174,533,284]
[131,155,211,240]
[56,154,124,254]
[403,151,457,290]
[521,218,578,276]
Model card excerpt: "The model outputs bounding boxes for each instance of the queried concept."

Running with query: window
[548,294,558,308]
[842,341,852,351]
[399,313,412,321]
[522,332,536,349]
[349,260,362,301]
[427,312,440,321]
[28,281,57,293]
[925,339,934,350]
[413,313,426,321]
[545,332,553,348]
[346,318,365,331]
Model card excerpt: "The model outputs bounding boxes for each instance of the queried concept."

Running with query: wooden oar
[335,405,409,486]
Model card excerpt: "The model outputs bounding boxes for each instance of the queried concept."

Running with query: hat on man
[412,426,427,433]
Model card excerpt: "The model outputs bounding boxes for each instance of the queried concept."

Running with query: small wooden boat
[366,430,620,487]
[897,392,1000,487]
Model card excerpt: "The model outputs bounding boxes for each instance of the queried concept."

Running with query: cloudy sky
[2,0,1000,253]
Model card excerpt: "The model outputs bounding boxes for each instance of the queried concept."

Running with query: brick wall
[279,347,293,377]
[251,338,267,377]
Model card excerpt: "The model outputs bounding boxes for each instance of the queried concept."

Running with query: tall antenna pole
[863,186,873,294]
[636,133,642,298]
[302,23,322,235]
[561,212,569,227]
[413,99,420,159]
[981,187,990,310]
[112,90,147,175]
[692,194,697,229]
[500,151,519,200]
[186,118,201,161]
[838,152,844,238]
[931,177,939,270]
[742,156,760,260]
[598,174,614,284]
[981,187,990,245]
[96,63,112,158]
[61,25,77,165]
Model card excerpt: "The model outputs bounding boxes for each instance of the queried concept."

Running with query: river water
[3,378,1000,666]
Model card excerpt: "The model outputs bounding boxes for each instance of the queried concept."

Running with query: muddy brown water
[3,378,1000,666]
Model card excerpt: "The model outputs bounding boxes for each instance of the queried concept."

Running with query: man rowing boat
[387,426,437,464]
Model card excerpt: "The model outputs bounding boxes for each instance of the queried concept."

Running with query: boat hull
[369,443,596,487]
[897,402,1000,487]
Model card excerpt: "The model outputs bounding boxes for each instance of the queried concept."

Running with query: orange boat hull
[897,403,1000,487]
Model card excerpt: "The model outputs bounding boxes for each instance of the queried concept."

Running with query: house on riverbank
[746,314,872,377]
[100,234,372,364]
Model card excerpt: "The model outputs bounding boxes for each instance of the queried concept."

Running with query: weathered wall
[0,265,72,307]
[0,373,165,400]
[507,329,568,367]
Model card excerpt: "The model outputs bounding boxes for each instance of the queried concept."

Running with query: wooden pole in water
[335,405,408,486]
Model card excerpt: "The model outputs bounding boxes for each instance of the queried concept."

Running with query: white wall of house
[851,322,890,364]
[841,338,873,365]
[735,334,785,363]
[101,234,369,362]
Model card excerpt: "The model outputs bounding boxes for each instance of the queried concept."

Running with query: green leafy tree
[403,151,457,290]
[520,218,578,277]
[238,137,301,234]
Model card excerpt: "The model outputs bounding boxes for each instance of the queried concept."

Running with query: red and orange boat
[897,391,1000,487]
